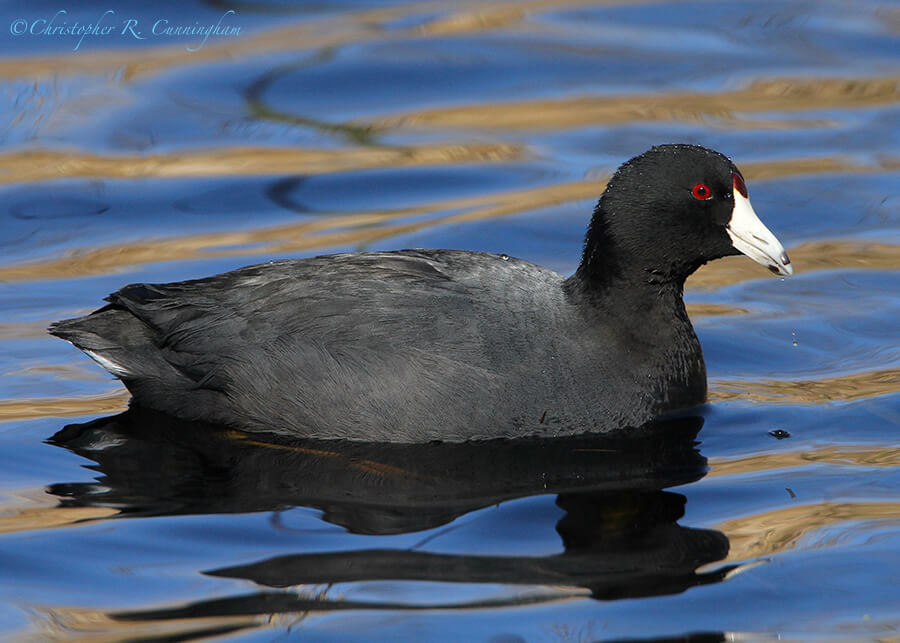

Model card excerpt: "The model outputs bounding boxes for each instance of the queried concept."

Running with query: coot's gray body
[51,145,792,442]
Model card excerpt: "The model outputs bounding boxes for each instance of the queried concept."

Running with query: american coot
[51,145,792,442]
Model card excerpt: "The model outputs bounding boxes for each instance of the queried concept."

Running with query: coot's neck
[562,213,707,414]
[562,267,689,325]
[562,246,706,418]
[563,203,693,312]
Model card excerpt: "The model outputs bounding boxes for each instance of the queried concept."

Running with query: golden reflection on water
[0,390,129,423]
[17,593,591,643]
[709,445,900,477]
[0,488,117,536]
[688,239,900,290]
[4,363,108,382]
[684,303,749,317]
[3,141,888,188]
[710,368,900,405]
[365,77,900,132]
[18,606,262,643]
[716,501,900,563]
[0,142,523,186]
[0,320,58,340]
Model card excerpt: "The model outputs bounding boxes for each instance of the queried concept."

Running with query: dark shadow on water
[47,408,733,620]
[244,53,378,145]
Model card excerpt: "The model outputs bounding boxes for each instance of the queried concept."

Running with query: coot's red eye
[692,183,711,200]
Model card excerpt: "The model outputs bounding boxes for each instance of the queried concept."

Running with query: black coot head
[579,144,792,286]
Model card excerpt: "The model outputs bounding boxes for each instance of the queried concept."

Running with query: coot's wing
[52,250,513,439]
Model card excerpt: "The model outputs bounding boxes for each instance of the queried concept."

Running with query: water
[0,0,897,640]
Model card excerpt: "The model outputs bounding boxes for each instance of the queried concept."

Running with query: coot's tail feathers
[49,307,175,382]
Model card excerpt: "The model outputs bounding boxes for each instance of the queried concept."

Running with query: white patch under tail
[84,350,131,378]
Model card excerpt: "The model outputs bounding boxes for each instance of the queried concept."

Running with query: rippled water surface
[1,1,898,641]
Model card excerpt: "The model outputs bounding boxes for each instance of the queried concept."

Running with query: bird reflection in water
[47,409,734,623]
